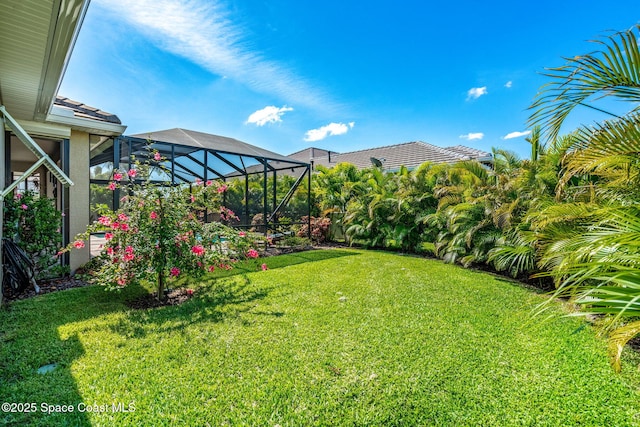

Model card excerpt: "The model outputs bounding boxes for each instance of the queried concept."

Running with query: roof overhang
[0,0,90,121]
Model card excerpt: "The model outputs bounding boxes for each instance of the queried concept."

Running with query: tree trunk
[157,270,165,300]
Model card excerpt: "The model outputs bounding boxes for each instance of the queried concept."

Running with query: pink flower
[124,253,135,262]
[206,180,213,186]
[208,265,216,272]
[113,173,123,181]
[105,232,114,240]
[118,213,129,222]
[120,223,129,232]
[190,194,195,203]
[239,231,246,237]
[150,211,158,220]
[108,182,117,191]
[21,204,28,210]
[117,278,127,286]
[195,178,202,185]
[127,169,137,178]
[106,247,114,255]
[154,152,162,161]
[217,184,228,194]
[98,216,112,226]
[73,240,85,249]
[15,193,22,199]
[191,245,205,256]
[261,263,268,271]
[186,289,194,296]
[247,249,259,259]
[170,267,180,277]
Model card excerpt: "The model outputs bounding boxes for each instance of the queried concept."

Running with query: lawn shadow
[0,248,358,424]
[108,274,279,338]
[0,291,111,426]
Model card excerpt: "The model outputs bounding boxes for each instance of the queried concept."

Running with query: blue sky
[60,0,640,159]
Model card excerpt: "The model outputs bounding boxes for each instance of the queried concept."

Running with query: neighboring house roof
[291,141,492,171]
[53,96,122,124]
[445,145,493,161]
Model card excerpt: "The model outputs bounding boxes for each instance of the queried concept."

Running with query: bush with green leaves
[3,191,67,279]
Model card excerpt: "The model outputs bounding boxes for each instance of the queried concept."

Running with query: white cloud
[459,132,484,141]
[94,0,332,110]
[502,130,531,140]
[246,105,293,126]
[505,81,513,88]
[304,122,355,142]
[467,86,488,100]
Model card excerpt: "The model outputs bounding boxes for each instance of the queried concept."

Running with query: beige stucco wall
[68,130,90,272]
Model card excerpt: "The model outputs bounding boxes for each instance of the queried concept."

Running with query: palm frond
[529,25,640,142]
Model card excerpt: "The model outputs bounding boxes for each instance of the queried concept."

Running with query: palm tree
[528,25,640,370]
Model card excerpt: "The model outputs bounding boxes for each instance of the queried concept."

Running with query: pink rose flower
[247,249,259,259]
[154,152,162,161]
[261,263,268,271]
[73,240,85,249]
[186,289,194,296]
[239,231,246,237]
[191,245,205,256]
[108,182,117,191]
[150,211,158,220]
[127,169,137,178]
[170,267,181,277]
[105,232,114,240]
[113,173,123,181]
[21,204,28,210]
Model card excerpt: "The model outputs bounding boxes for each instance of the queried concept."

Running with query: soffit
[0,0,88,121]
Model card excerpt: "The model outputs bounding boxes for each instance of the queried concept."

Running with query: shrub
[2,191,67,279]
[297,216,331,244]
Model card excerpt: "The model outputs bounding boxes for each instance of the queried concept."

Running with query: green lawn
[2,249,640,426]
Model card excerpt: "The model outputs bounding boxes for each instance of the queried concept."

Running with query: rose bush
[61,150,263,299]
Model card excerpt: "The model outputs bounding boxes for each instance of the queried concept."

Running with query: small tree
[61,150,261,299]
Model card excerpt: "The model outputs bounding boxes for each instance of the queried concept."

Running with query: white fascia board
[46,111,127,136]
[35,0,91,120]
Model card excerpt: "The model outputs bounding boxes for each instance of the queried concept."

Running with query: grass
[2,249,640,426]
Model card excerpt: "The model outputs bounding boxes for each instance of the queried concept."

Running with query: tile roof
[54,96,122,124]
[290,142,492,171]
[445,145,492,159]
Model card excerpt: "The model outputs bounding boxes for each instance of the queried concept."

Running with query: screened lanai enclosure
[89,128,311,248]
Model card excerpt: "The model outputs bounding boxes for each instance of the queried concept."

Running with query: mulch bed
[3,277,91,302]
